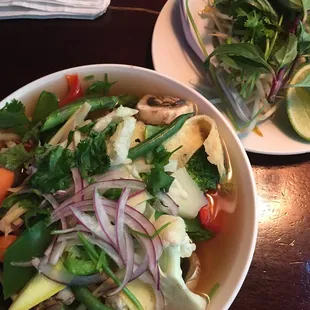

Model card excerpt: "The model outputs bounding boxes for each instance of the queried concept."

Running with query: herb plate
[152,0,310,155]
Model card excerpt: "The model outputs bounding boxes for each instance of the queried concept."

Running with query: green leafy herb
[86,74,116,96]
[29,145,75,193]
[184,217,214,242]
[0,99,31,136]
[32,91,59,124]
[151,145,182,167]
[75,131,110,179]
[186,146,220,191]
[205,43,275,75]
[146,165,174,195]
[275,33,298,69]
[298,22,310,54]
[0,144,33,170]
[78,122,96,134]
[22,122,41,143]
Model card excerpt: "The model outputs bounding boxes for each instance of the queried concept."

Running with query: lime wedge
[286,64,310,141]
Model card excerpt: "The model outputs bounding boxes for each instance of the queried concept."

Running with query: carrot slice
[0,168,15,205]
[0,235,17,262]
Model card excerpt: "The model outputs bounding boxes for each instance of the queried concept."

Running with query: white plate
[152,0,310,155]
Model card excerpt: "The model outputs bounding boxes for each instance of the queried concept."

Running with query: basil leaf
[275,33,298,69]
[0,144,33,171]
[245,0,278,21]
[204,43,274,74]
[298,22,310,54]
[276,0,303,11]
[32,91,59,124]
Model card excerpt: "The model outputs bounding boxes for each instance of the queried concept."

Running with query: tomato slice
[199,205,222,233]
[199,190,222,233]
[59,74,83,107]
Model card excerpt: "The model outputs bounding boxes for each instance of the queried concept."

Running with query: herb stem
[283,55,300,85]
[268,67,286,102]
[185,0,208,57]
[265,14,283,61]
[264,38,270,60]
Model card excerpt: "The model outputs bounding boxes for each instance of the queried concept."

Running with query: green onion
[208,282,220,300]
[130,222,171,239]
[78,232,143,310]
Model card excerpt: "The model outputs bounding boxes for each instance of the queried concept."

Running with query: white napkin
[0,0,111,19]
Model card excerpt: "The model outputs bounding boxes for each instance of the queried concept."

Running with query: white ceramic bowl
[0,64,257,310]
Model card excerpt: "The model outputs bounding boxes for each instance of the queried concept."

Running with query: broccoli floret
[186,146,220,191]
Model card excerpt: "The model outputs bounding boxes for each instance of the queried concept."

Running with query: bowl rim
[0,63,258,310]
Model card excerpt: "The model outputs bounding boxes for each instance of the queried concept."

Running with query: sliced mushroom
[136,95,198,125]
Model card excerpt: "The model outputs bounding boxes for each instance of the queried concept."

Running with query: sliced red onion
[86,235,124,268]
[44,237,57,257]
[70,207,111,244]
[11,261,33,267]
[107,229,135,296]
[51,200,92,221]
[43,193,60,209]
[102,204,157,272]
[116,188,131,256]
[94,187,117,246]
[58,179,145,214]
[42,236,57,265]
[71,168,83,201]
[32,258,108,286]
[128,189,145,199]
[52,225,89,235]
[43,193,67,230]
[65,239,82,247]
[49,240,67,266]
[131,256,149,282]
[57,232,79,242]
[155,191,179,216]
[102,197,163,261]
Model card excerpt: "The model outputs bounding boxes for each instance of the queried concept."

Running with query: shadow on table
[247,151,310,166]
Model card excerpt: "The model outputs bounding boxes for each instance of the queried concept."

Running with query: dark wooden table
[0,1,309,309]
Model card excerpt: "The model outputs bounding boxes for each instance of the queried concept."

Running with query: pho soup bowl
[0,64,257,310]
